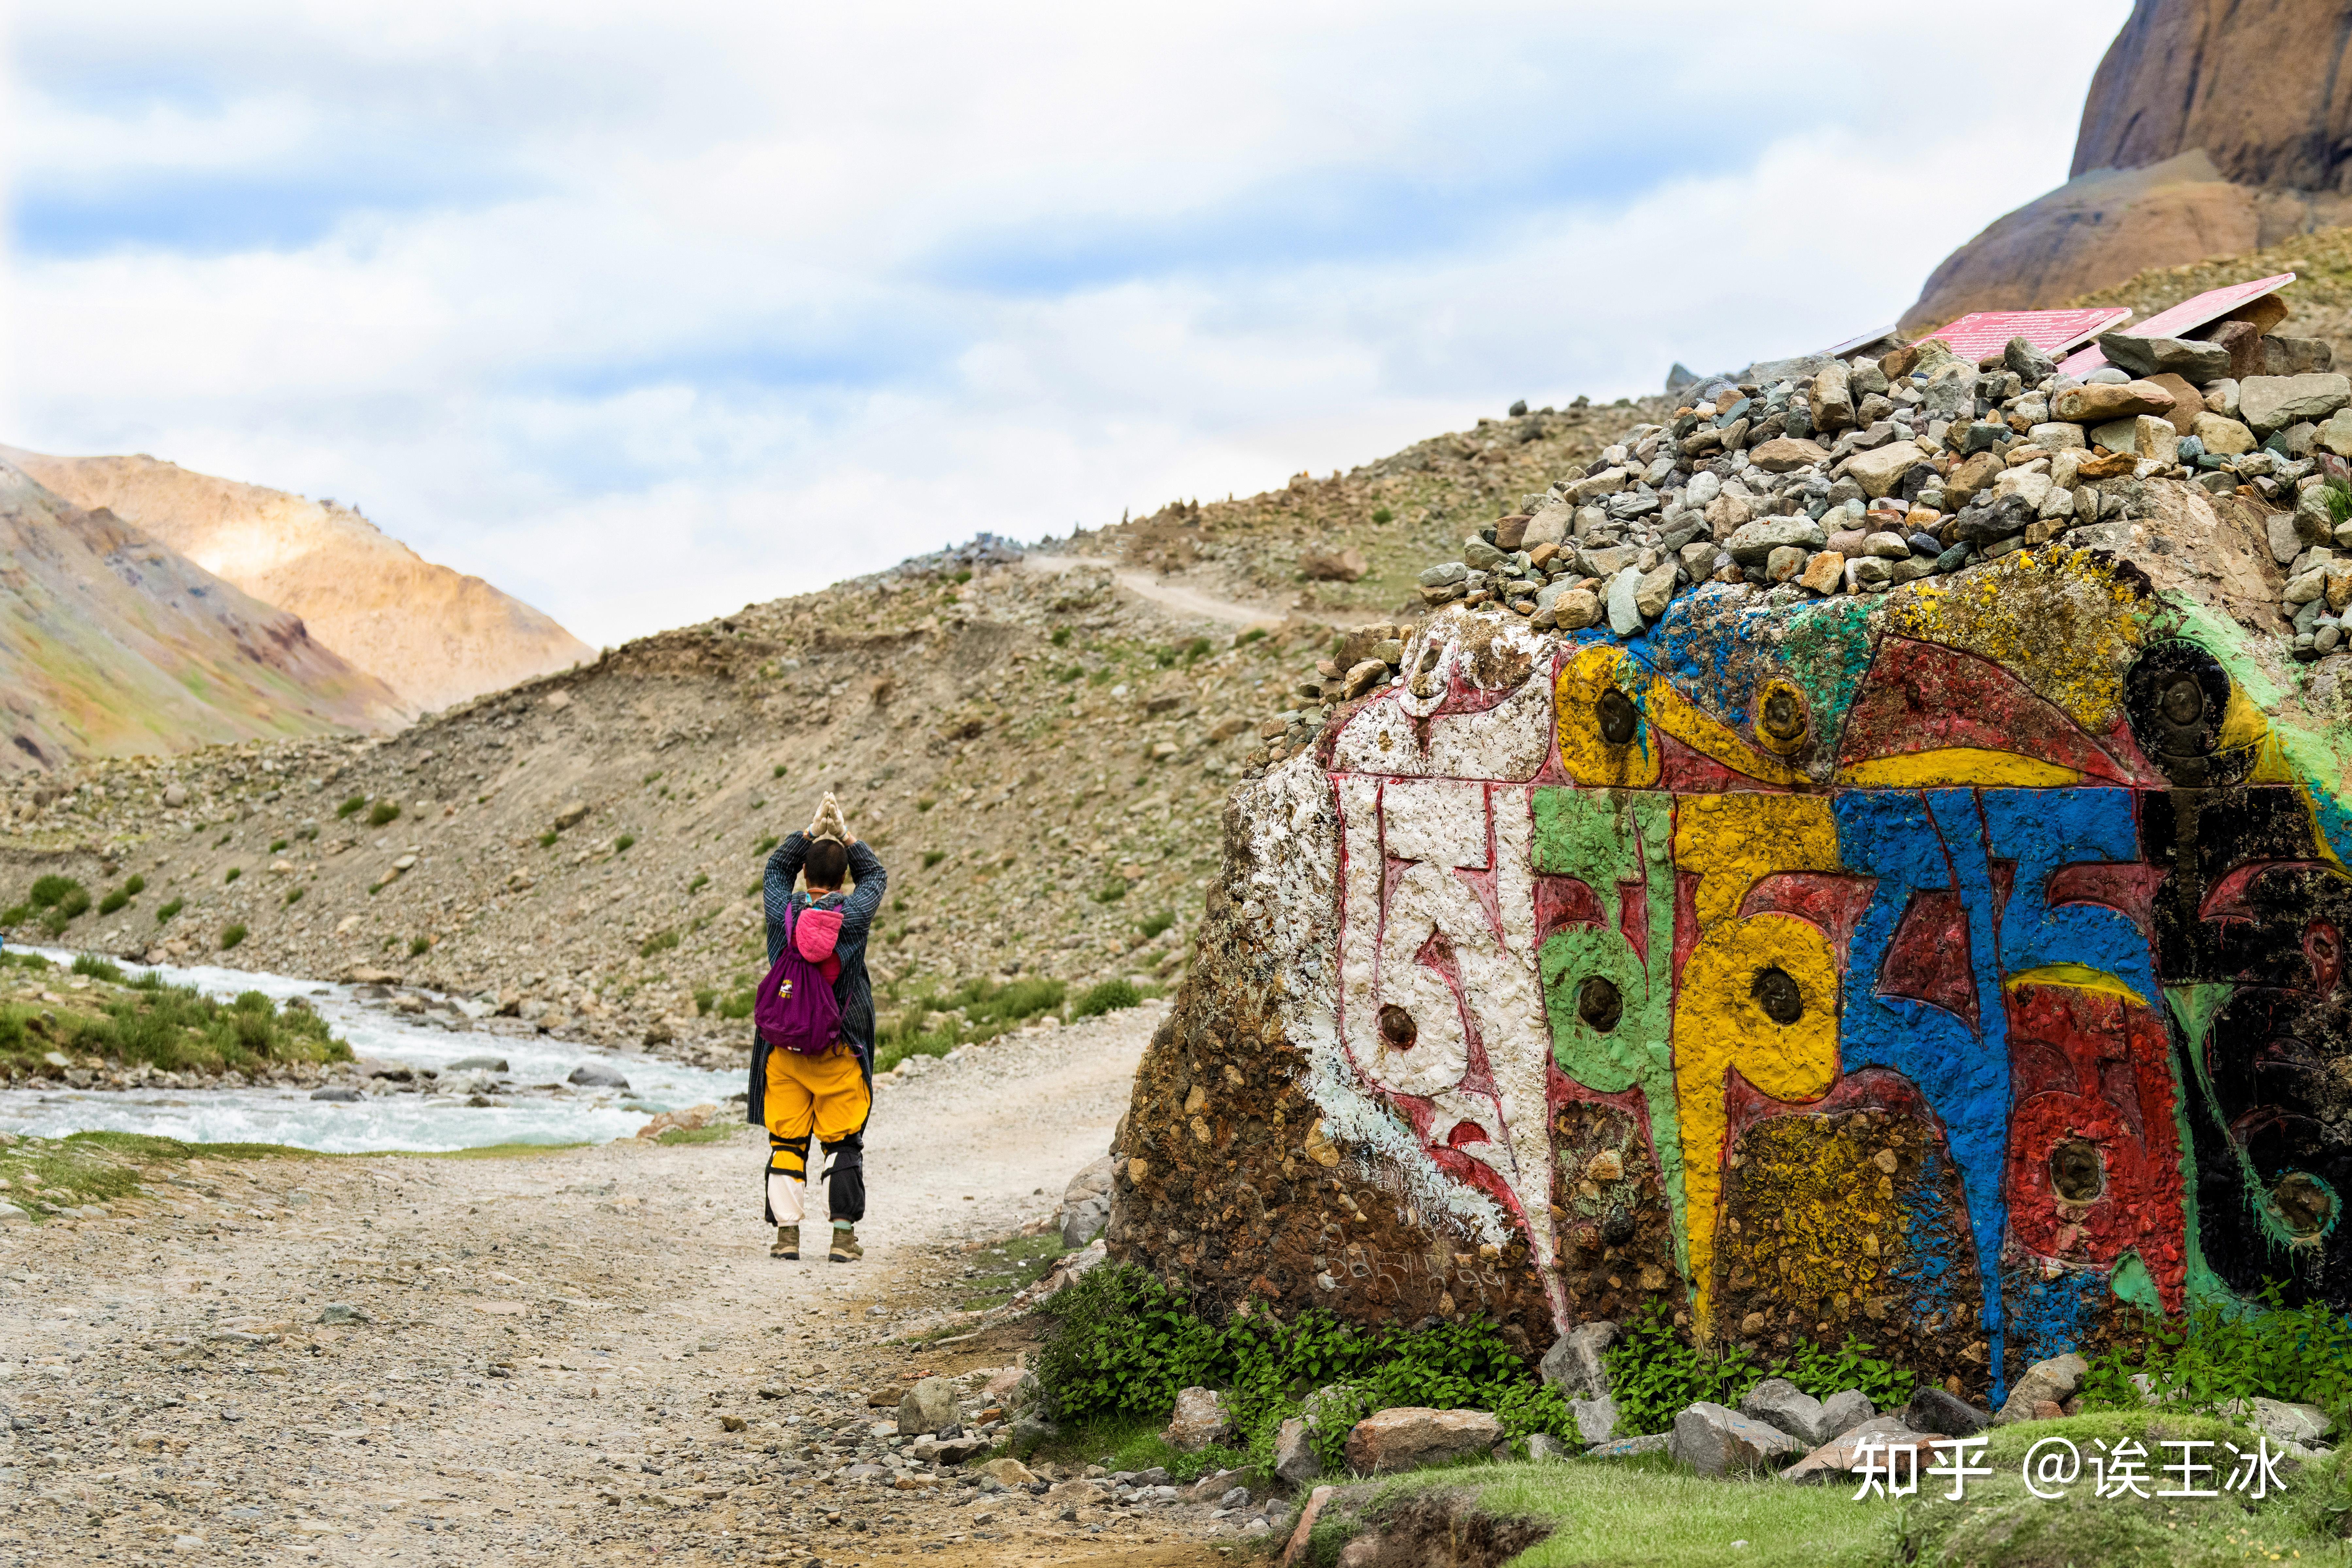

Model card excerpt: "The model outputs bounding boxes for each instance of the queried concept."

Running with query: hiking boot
[770,1225,800,1260]
[829,1225,862,1264]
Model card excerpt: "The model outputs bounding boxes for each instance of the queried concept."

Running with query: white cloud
[5,1,2132,645]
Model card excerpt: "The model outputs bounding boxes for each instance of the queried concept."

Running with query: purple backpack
[754,905,843,1054]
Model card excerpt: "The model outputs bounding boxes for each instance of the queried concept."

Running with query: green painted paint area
[1532,785,1690,1275]
[2160,982,2250,1309]
[2109,1250,2163,1314]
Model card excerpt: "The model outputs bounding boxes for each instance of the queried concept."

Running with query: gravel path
[0,1003,1230,1567]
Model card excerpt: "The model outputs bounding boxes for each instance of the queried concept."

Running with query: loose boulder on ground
[1342,1407,1504,1475]
[1669,1401,1806,1477]
[1781,1414,1926,1485]
[1905,1386,1992,1438]
[1738,1377,1831,1446]
[1538,1319,1618,1400]
[1273,1417,1320,1484]
[1165,1386,1232,1452]
[1994,1354,2088,1425]
[897,1376,960,1437]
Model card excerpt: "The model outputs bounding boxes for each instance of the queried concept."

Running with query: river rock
[2053,380,2176,423]
[568,1062,629,1089]
[1845,442,1928,500]
[1726,518,1827,567]
[1819,1389,1875,1439]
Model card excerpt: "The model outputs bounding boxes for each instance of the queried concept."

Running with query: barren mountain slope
[0,462,404,772]
[0,398,1636,1062]
[1902,0,2352,332]
[0,446,595,715]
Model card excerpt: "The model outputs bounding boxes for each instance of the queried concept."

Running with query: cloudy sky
[4,2,2131,647]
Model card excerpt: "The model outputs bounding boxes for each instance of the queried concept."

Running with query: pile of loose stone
[1413,311,2352,660]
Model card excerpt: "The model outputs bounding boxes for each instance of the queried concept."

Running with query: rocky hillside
[0,461,405,773]
[1,446,595,716]
[2065,221,2352,368]
[1903,0,2352,333]
[0,398,1648,1065]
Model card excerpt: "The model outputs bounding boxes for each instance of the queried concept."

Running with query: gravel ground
[0,1002,1232,1568]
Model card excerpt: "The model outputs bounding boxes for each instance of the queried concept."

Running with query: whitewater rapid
[0,948,742,1153]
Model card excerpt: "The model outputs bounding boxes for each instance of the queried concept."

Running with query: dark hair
[805,838,849,890]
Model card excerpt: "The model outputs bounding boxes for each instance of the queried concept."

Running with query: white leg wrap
[768,1173,806,1224]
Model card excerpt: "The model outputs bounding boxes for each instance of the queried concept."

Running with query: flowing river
[0,947,742,1153]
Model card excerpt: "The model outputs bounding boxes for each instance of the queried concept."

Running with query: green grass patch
[957,1229,1076,1311]
[224,866,241,883]
[539,830,560,848]
[156,898,183,924]
[653,1125,737,1146]
[923,850,947,869]
[285,887,305,907]
[270,839,288,853]
[1138,910,1176,941]
[874,975,1067,1071]
[1091,879,1128,904]
[220,923,247,949]
[368,802,401,827]
[29,875,80,909]
[1372,506,1395,524]
[336,795,366,818]
[687,873,709,894]
[98,889,129,915]
[0,983,349,1075]
[408,936,430,957]
[616,833,636,853]
[1071,978,1142,1018]
[70,955,125,984]
[639,929,679,958]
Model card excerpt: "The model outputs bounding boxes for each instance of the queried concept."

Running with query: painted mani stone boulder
[1112,545,2352,1402]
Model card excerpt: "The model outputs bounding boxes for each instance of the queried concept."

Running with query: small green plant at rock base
[156,898,183,924]
[336,795,366,819]
[616,833,636,853]
[772,763,787,779]
[693,987,717,1016]
[269,839,288,853]
[29,875,79,909]
[220,924,247,950]
[1071,978,1141,1018]
[916,797,935,812]
[408,936,430,958]
[368,802,400,827]
[1036,1266,1575,1475]
[1138,910,1175,940]
[0,905,27,927]
[686,873,708,895]
[954,568,972,584]
[922,850,946,869]
[538,831,559,849]
[1183,636,1212,664]
[1050,627,1072,646]
[284,888,304,907]
[1372,505,1395,524]
[1602,1301,1914,1438]
[71,956,125,984]
[1237,627,1267,645]
[98,890,128,916]
[2078,1281,2352,1414]
[224,867,241,884]
[639,929,679,959]
[123,875,144,897]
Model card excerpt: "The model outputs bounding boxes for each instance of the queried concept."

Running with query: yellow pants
[763,1045,870,1225]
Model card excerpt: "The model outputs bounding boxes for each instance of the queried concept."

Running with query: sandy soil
[0,1003,1234,1568]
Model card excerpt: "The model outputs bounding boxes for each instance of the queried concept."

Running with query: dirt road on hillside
[0,1004,1235,1568]
[1024,552,1382,630]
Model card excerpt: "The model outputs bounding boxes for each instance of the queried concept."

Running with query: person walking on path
[749,794,886,1263]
